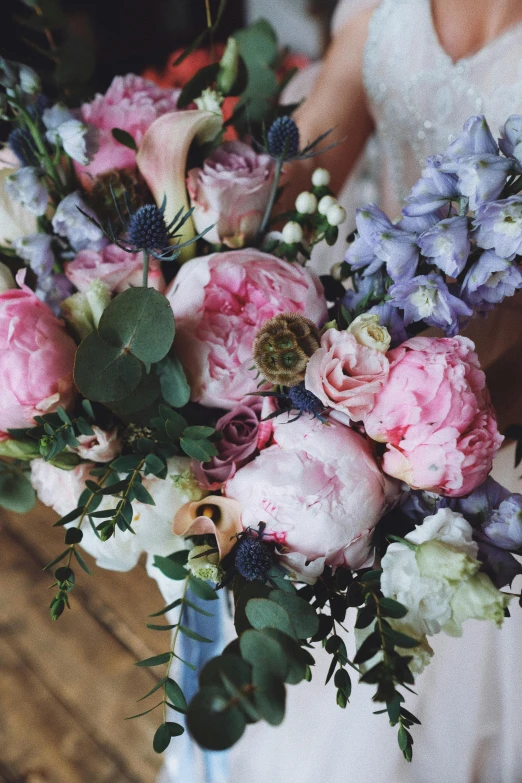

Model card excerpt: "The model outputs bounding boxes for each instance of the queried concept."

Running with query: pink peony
[193,398,262,490]
[0,275,77,435]
[166,250,327,409]
[225,412,399,571]
[65,243,164,294]
[305,329,390,421]
[363,336,504,497]
[186,141,275,248]
[75,75,180,187]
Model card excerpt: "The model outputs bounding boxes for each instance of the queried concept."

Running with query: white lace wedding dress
[159,2,522,781]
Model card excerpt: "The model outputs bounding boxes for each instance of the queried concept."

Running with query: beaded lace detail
[363,0,522,217]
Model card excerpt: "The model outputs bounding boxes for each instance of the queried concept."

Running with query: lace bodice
[363,0,522,217]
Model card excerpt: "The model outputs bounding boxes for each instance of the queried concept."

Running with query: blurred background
[0,2,341,782]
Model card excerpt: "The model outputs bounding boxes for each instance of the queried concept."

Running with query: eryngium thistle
[253,312,320,387]
[128,203,169,250]
[235,535,273,582]
[267,116,300,159]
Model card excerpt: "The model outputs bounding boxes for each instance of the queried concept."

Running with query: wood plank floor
[0,504,170,783]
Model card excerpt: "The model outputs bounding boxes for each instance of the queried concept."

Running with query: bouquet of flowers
[1,12,522,768]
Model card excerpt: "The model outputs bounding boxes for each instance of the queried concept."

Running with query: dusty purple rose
[193,399,262,489]
[186,141,275,248]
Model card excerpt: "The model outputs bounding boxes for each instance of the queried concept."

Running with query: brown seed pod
[89,167,152,226]
[252,312,321,387]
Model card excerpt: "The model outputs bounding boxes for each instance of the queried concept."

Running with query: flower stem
[142,250,150,288]
[163,575,190,723]
[259,157,284,238]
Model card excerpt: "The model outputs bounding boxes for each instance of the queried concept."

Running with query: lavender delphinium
[483,495,522,550]
[417,215,470,277]
[440,154,514,211]
[473,196,522,258]
[499,115,522,164]
[402,157,460,217]
[461,250,522,312]
[444,115,498,159]
[346,204,419,281]
[14,234,54,277]
[388,272,472,336]
[5,166,48,215]
[52,192,107,252]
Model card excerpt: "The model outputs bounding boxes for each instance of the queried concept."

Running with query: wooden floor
[0,504,169,783]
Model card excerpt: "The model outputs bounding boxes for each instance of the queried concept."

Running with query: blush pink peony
[305,328,390,421]
[0,276,77,435]
[75,75,180,187]
[166,250,327,408]
[65,243,164,294]
[225,412,399,572]
[186,141,275,248]
[363,335,503,497]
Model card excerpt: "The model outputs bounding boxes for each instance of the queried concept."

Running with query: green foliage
[156,356,191,409]
[13,406,96,465]
[150,404,218,463]
[233,20,279,126]
[0,462,36,513]
[112,128,137,151]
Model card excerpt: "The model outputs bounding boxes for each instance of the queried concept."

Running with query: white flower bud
[330,262,343,281]
[347,314,391,353]
[282,221,304,244]
[295,191,317,215]
[18,65,41,95]
[318,195,337,215]
[312,168,331,187]
[195,88,224,116]
[326,204,347,226]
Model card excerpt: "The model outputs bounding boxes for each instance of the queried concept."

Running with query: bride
[161,1,522,781]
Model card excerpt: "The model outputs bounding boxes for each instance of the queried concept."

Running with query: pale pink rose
[187,141,275,248]
[305,329,390,421]
[65,243,164,294]
[363,335,504,497]
[75,75,180,188]
[225,413,399,571]
[71,426,121,463]
[166,250,327,409]
[0,275,77,435]
[31,459,94,517]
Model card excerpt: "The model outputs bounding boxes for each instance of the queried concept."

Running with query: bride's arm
[285,8,376,201]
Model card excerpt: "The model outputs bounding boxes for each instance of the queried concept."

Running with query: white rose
[444,572,509,637]
[347,313,391,353]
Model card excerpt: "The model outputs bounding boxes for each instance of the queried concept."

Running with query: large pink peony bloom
[166,250,327,408]
[363,336,503,497]
[225,413,399,573]
[75,75,180,187]
[0,277,77,435]
[305,329,390,421]
[187,141,275,248]
[65,243,164,294]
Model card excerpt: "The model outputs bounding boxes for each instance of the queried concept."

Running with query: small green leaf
[125,702,163,720]
[179,625,212,643]
[379,597,409,619]
[153,555,188,581]
[43,549,70,571]
[111,455,143,472]
[112,127,138,151]
[144,453,167,477]
[189,575,218,601]
[137,677,168,701]
[135,653,173,667]
[0,470,36,513]
[383,628,420,649]
[166,722,184,737]
[245,598,296,638]
[53,506,85,526]
[268,591,319,639]
[153,723,172,754]
[398,724,409,752]
[180,438,218,462]
[146,623,178,631]
[165,679,188,712]
[65,528,83,544]
[73,548,93,575]
[148,600,182,618]
[133,483,155,505]
[183,426,215,440]
[157,355,191,409]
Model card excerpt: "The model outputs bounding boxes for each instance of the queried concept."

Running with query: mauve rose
[65,243,164,294]
[75,75,180,188]
[187,141,275,248]
[0,274,76,435]
[225,412,399,572]
[193,399,262,489]
[305,328,390,421]
[167,250,327,409]
[364,336,503,497]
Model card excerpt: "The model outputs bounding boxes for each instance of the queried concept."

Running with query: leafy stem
[259,156,284,237]
[162,575,190,723]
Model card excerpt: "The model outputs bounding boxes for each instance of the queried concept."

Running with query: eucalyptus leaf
[268,591,319,639]
[245,598,296,638]
[98,287,175,363]
[152,554,187,581]
[112,128,138,151]
[0,470,36,513]
[74,331,143,403]
[156,355,191,408]
[187,686,246,751]
[239,629,288,682]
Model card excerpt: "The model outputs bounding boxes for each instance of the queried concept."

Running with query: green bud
[0,438,40,461]
[217,37,239,95]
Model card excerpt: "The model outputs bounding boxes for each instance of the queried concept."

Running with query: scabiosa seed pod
[235,534,273,582]
[90,168,151,227]
[253,312,321,387]
[128,203,169,250]
[267,116,300,159]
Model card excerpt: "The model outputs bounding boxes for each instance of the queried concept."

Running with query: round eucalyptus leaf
[106,371,161,417]
[245,598,296,638]
[153,723,171,754]
[187,686,246,751]
[74,331,143,403]
[234,583,271,636]
[263,628,313,685]
[239,629,288,682]
[98,287,175,363]
[269,590,320,639]
[0,470,36,513]
[199,655,252,690]
[252,672,286,726]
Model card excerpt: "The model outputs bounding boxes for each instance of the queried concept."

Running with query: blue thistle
[128,204,169,251]
[288,383,324,415]
[268,116,300,159]
[235,535,273,582]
